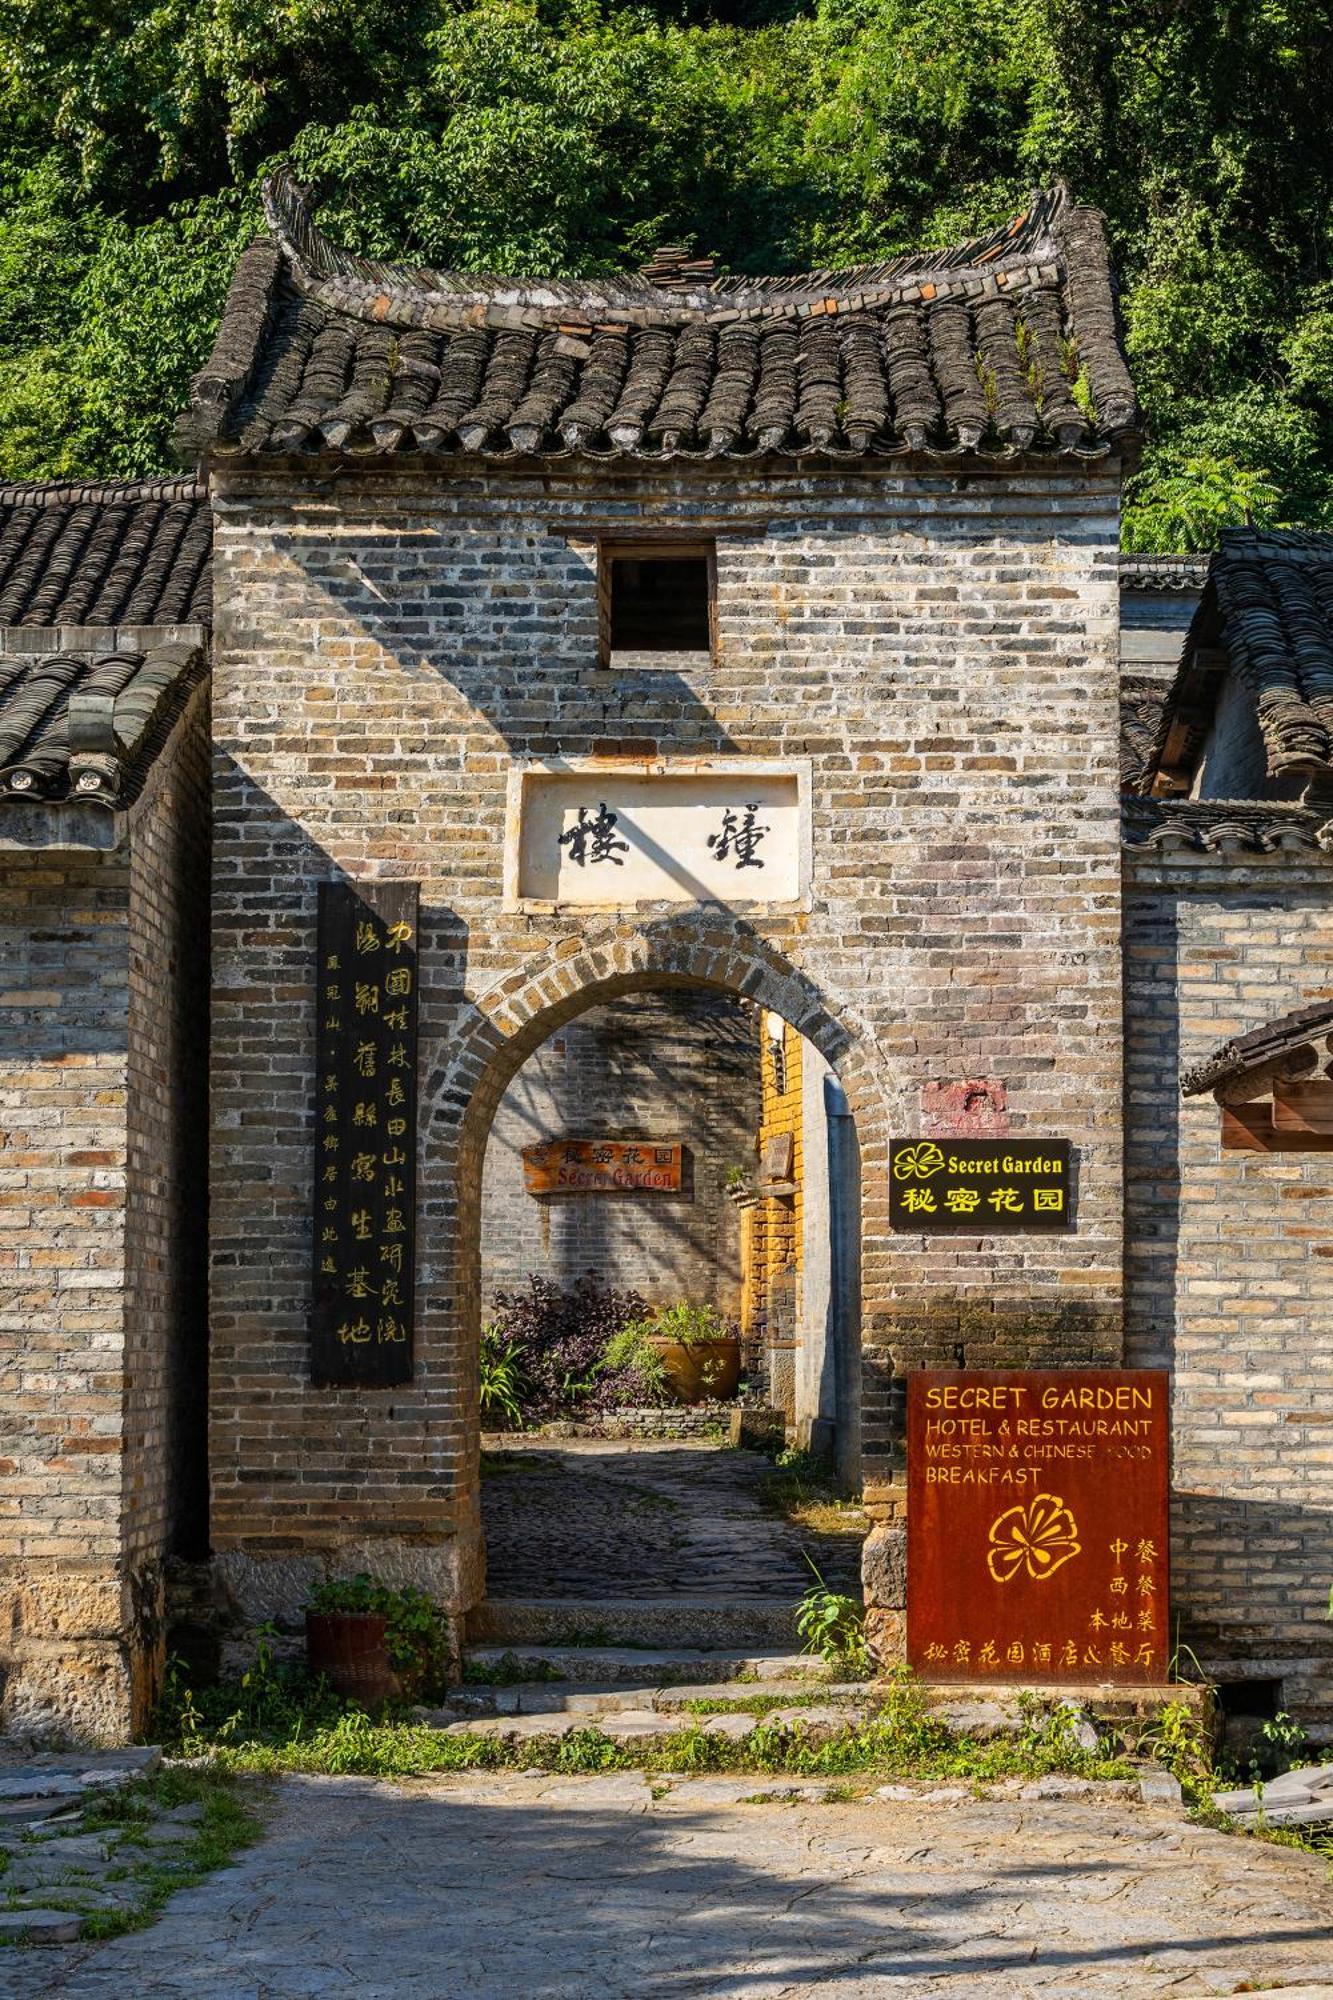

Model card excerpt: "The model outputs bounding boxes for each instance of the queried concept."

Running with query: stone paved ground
[481,1438,862,1598]
[9,1773,1333,1999]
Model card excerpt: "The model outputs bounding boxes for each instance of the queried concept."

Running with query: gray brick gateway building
[1,169,1330,1741]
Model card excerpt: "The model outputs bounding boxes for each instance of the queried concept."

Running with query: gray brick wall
[1124,842,1333,1730]
[480,990,758,1314]
[124,687,212,1571]
[0,684,210,1741]
[207,461,1127,1636]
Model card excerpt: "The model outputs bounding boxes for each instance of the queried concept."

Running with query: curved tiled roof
[176,169,1141,465]
[1144,530,1333,794]
[1121,796,1331,855]
[1119,554,1210,594]
[0,478,210,627]
[1181,997,1333,1098]
[1120,674,1168,787]
[0,642,206,809]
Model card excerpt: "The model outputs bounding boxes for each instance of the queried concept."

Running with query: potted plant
[304,1574,448,1705]
[630,1302,742,1404]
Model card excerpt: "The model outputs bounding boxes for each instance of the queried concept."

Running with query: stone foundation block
[0,1642,134,1747]
[860,1523,906,1611]
[865,1607,905,1670]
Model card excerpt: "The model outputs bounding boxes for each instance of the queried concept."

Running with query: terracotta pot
[305,1611,400,1705]
[651,1337,741,1405]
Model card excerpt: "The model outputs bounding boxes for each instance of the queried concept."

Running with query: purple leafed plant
[487,1274,665,1423]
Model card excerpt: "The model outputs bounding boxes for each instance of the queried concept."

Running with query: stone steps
[467,1596,801,1651]
[441,1703,869,1747]
[442,1674,862,1719]
[461,1643,823,1687]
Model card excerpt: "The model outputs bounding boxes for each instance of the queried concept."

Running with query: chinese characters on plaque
[890,1139,1072,1233]
[514,771,802,905]
[311,881,419,1387]
[522,1139,683,1194]
[558,800,771,872]
[907,1370,1170,1684]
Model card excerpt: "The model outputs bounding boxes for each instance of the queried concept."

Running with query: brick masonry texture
[479,989,758,1314]
[0,686,209,1740]
[207,461,1126,1630]
[1124,843,1333,1726]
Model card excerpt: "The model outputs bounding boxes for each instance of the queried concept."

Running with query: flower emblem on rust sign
[986,1493,1082,1584]
[893,1142,946,1181]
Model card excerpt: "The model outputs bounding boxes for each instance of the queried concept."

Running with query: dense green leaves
[0,0,1330,545]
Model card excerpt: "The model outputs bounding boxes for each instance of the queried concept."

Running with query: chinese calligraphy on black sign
[312,881,419,1386]
[889,1139,1072,1233]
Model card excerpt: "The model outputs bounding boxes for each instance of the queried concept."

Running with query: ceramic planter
[305,1610,400,1704]
[652,1336,741,1405]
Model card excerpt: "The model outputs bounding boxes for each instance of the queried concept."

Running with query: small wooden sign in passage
[907,1369,1170,1684]
[523,1139,682,1194]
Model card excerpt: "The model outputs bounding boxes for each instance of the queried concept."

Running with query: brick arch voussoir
[428,922,888,1182]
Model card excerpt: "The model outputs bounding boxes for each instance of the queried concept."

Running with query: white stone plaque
[506,761,809,908]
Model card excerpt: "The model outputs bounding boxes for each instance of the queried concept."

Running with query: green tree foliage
[0,0,1330,545]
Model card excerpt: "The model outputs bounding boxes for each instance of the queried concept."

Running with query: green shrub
[795,1564,870,1678]
[628,1301,738,1347]
[479,1322,526,1427]
[304,1574,449,1694]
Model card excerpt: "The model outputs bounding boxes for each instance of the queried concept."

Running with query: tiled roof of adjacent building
[1118,553,1210,594]
[0,641,206,808]
[0,478,211,627]
[1144,530,1333,794]
[0,480,211,815]
[1181,997,1333,1097]
[1120,674,1169,787]
[1121,796,1331,854]
[176,168,1141,465]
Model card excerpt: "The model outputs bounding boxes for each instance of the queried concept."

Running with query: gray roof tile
[177,169,1141,465]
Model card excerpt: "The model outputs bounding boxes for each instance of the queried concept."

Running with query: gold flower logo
[893,1142,946,1182]
[986,1493,1081,1584]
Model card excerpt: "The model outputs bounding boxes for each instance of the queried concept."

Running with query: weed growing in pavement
[461,1652,561,1687]
[0,1768,266,1945]
[756,1446,869,1539]
[156,1657,1136,1786]
[795,1562,870,1678]
[1135,1696,1216,1796]
[681,1691,847,1717]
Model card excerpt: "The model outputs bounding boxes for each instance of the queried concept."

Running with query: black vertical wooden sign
[311,880,419,1387]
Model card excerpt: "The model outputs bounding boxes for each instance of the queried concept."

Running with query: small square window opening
[600,544,714,661]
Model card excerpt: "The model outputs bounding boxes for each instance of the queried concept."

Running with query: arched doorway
[436,924,878,1650]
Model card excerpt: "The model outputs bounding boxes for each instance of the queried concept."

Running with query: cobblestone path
[12,1773,1333,1998]
[480,1438,862,1597]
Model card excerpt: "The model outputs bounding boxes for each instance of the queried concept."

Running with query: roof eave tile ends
[0,640,206,812]
[1146,531,1333,796]
[1180,997,1333,1098]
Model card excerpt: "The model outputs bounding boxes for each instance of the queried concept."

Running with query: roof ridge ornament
[639,243,717,292]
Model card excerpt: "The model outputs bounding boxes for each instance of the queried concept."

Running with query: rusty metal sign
[907,1370,1170,1683]
[522,1139,682,1194]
